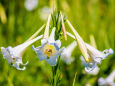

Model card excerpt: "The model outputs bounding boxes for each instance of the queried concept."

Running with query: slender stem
[73,72,77,86]
[6,66,14,86]
[51,57,61,86]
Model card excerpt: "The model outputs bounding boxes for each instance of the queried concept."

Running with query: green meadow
[0,0,115,86]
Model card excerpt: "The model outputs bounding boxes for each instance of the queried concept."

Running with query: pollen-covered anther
[42,44,57,57]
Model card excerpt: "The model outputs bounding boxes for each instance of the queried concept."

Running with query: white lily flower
[98,70,115,86]
[61,41,77,64]
[67,32,114,72]
[1,35,43,70]
[32,27,63,66]
[24,0,38,11]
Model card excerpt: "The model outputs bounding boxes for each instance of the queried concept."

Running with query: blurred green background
[0,0,115,86]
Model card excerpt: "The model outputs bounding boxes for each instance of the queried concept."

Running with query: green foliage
[0,0,115,86]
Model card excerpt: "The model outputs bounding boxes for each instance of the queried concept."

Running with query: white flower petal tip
[16,66,26,71]
[24,0,38,11]
[32,45,36,51]
[55,40,61,48]
[22,61,29,65]
[41,39,47,45]
[48,27,56,42]
[103,48,114,55]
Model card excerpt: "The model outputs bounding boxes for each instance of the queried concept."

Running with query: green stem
[51,57,61,86]
[73,72,77,86]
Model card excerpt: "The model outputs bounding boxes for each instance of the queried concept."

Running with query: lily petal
[81,56,97,72]
[26,24,45,41]
[48,27,56,42]
[13,35,43,57]
[60,12,67,40]
[55,40,61,48]
[32,45,47,61]
[46,56,57,66]
[61,41,77,64]
[44,14,51,39]
[66,20,90,62]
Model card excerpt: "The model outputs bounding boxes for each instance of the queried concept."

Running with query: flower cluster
[0,11,114,75]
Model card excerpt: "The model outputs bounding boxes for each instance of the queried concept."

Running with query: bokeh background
[0,0,115,86]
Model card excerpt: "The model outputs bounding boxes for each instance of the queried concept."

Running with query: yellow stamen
[42,44,57,57]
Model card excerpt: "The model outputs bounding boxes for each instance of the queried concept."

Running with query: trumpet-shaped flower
[61,41,77,64]
[67,32,114,72]
[83,44,113,72]
[98,70,115,86]
[32,27,63,66]
[1,35,43,70]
